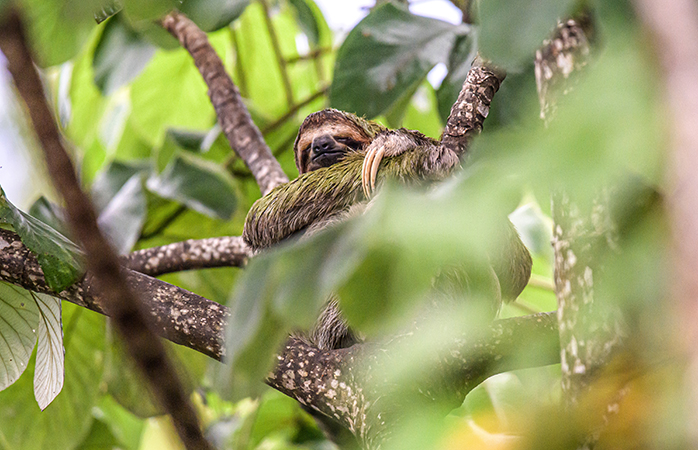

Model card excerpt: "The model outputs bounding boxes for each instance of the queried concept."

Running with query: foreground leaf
[0,282,40,392]
[33,293,64,411]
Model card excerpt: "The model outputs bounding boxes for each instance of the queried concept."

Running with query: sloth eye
[335,137,360,149]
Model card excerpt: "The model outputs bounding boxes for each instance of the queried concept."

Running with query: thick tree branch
[268,312,560,449]
[0,229,228,360]
[0,12,213,449]
[122,235,251,276]
[441,58,505,158]
[161,11,288,195]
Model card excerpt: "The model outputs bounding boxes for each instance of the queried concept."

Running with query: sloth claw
[362,146,385,198]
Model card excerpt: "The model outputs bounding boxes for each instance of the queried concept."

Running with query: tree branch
[0,229,228,361]
[268,312,560,449]
[0,9,213,450]
[441,57,505,158]
[122,235,251,276]
[161,11,288,195]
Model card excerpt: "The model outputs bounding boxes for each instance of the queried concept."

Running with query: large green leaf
[330,3,467,118]
[146,153,237,220]
[92,15,156,95]
[0,282,40,392]
[18,0,101,66]
[0,303,106,450]
[478,0,576,69]
[0,188,85,293]
[179,0,250,32]
[33,293,64,411]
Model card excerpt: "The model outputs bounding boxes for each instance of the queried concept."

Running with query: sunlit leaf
[0,188,85,292]
[29,197,69,238]
[330,2,467,118]
[146,153,237,220]
[0,282,39,392]
[33,293,64,411]
[93,15,156,95]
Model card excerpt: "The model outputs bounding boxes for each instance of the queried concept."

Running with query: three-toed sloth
[243,109,532,350]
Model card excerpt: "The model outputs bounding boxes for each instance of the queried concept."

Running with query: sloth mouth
[311,150,346,167]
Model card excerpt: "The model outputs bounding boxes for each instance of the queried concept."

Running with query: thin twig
[260,86,328,135]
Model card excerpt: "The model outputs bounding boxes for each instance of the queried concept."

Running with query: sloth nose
[312,135,334,154]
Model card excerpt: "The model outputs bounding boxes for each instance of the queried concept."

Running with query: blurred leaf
[93,15,156,95]
[91,160,151,212]
[330,3,467,118]
[33,293,64,411]
[478,0,576,69]
[146,153,237,220]
[103,326,160,418]
[122,0,177,21]
[0,282,39,392]
[96,396,146,450]
[436,33,475,123]
[179,0,250,32]
[75,418,123,450]
[19,0,100,66]
[0,188,85,292]
[29,197,69,238]
[288,0,320,46]
[401,82,443,139]
[97,175,147,255]
[94,0,123,24]
[0,303,106,450]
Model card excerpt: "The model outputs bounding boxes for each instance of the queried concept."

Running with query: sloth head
[294,109,387,174]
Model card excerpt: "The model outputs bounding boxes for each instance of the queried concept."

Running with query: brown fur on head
[294,109,387,174]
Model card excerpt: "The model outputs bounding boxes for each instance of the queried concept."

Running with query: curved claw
[361,145,385,198]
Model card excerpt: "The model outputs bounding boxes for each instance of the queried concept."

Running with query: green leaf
[179,0,250,32]
[91,160,151,212]
[94,0,123,24]
[97,175,147,255]
[29,197,69,238]
[330,3,466,118]
[93,15,156,95]
[146,153,237,220]
[478,0,576,69]
[0,303,106,450]
[0,188,85,293]
[33,293,64,411]
[288,0,321,46]
[0,282,40,392]
[18,0,101,66]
